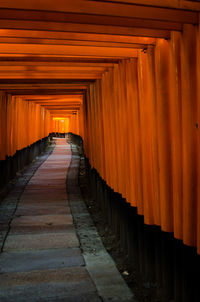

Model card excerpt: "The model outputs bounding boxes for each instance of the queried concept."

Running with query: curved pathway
[0,138,134,302]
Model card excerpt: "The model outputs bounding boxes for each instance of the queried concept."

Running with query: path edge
[66,143,135,302]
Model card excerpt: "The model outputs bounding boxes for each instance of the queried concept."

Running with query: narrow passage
[0,139,133,302]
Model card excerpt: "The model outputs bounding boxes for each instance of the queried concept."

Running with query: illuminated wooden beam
[0,61,115,68]
[0,73,102,79]
[0,37,148,49]
[37,104,82,108]
[20,96,83,100]
[0,44,138,58]
[50,110,78,113]
[51,113,72,115]
[19,94,83,98]
[39,102,82,105]
[1,90,87,96]
[0,84,89,89]
[0,1,197,23]
[42,106,81,110]
[34,100,83,103]
[24,100,82,104]
[0,29,156,45]
[0,66,109,72]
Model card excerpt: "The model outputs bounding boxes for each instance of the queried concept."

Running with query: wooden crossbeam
[0,10,183,31]
[0,61,116,67]
[0,73,102,79]
[0,44,139,58]
[50,109,79,113]
[94,0,200,12]
[0,20,170,38]
[19,95,83,99]
[41,106,81,110]
[0,1,197,23]
[0,37,149,49]
[0,66,109,72]
[0,30,156,45]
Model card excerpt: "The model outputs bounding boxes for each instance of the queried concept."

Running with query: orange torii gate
[0,0,200,256]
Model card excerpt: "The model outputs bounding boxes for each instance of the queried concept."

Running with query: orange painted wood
[128,59,143,210]
[0,43,138,58]
[108,69,120,192]
[118,61,129,199]
[1,94,51,158]
[155,39,173,232]
[81,34,199,252]
[197,22,200,255]
[169,31,183,240]
[0,1,200,255]
[95,80,106,179]
[146,46,160,226]
[100,74,110,182]
[138,52,155,224]
[181,24,198,247]
[0,9,182,32]
[0,29,156,45]
[0,1,196,23]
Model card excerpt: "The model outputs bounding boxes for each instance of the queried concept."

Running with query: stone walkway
[0,138,134,302]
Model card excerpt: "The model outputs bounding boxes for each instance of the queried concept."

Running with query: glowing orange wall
[0,93,51,160]
[50,105,84,138]
[83,24,200,254]
[51,118,69,133]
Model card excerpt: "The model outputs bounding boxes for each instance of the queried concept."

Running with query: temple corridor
[0,1,200,301]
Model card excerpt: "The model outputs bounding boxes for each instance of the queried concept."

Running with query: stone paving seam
[67,144,136,302]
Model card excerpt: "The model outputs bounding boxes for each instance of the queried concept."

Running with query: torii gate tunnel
[0,1,200,300]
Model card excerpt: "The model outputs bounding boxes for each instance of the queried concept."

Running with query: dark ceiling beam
[0,20,171,38]
[0,10,183,31]
[0,1,197,23]
[94,0,200,12]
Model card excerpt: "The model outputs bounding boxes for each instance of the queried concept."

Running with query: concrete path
[0,138,134,302]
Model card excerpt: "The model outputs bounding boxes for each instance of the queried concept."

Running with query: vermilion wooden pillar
[197,17,200,255]
[155,39,173,233]
[1,94,51,159]
[113,64,122,193]
[125,59,137,205]
[128,59,143,210]
[146,45,161,226]
[181,24,197,247]
[138,51,154,223]
[169,31,183,240]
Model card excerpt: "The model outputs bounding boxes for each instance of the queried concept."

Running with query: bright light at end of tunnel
[53,117,67,121]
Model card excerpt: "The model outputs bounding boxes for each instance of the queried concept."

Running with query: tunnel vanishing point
[0,1,200,300]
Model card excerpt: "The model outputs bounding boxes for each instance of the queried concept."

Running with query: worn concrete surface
[0,144,55,252]
[15,205,70,216]
[3,232,79,251]
[0,248,84,273]
[0,138,134,302]
[68,145,135,302]
[0,267,100,302]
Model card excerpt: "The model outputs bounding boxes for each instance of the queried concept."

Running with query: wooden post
[181,24,197,247]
